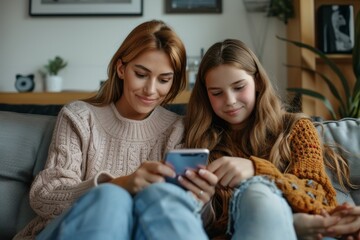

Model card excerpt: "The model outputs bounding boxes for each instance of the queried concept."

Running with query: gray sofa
[0,107,359,240]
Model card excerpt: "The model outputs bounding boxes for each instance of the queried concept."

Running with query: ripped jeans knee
[227,176,297,240]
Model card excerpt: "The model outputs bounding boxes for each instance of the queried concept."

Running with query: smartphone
[164,148,209,186]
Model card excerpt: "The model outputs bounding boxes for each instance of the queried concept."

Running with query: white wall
[0,0,288,97]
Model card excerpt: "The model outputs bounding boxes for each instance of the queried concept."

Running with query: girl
[183,39,360,239]
[15,20,217,240]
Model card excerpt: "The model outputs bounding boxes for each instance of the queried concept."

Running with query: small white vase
[45,75,63,92]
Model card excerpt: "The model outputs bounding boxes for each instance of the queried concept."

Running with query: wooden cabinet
[0,91,191,105]
[286,0,359,119]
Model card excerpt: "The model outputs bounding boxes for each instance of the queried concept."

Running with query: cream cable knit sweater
[15,101,184,239]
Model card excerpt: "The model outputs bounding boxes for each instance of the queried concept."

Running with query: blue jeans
[227,176,297,240]
[37,183,208,240]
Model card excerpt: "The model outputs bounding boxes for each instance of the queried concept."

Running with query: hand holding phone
[164,148,209,186]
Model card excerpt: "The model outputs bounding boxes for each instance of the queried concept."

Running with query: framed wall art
[29,0,143,17]
[165,0,222,14]
[316,4,354,54]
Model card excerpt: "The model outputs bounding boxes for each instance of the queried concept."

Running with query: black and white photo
[29,0,143,16]
[317,4,354,54]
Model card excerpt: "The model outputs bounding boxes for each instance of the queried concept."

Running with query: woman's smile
[136,95,158,105]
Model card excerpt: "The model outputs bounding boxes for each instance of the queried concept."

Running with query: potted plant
[42,56,67,92]
[267,0,294,24]
[278,10,360,119]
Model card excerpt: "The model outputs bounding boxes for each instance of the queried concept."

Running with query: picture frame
[316,4,354,54]
[29,0,143,17]
[165,0,222,14]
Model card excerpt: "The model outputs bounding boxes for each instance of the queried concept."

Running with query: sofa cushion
[0,111,56,239]
[0,103,63,116]
[316,118,360,205]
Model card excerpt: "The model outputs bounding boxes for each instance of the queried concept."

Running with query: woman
[183,39,360,239]
[15,20,217,240]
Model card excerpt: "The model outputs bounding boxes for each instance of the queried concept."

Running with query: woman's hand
[324,203,360,239]
[110,161,175,195]
[177,168,218,204]
[293,212,340,240]
[207,156,254,188]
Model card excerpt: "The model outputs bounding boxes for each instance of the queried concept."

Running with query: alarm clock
[15,74,35,92]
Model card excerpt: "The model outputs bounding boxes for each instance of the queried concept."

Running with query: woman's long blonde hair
[85,20,187,106]
[183,39,353,237]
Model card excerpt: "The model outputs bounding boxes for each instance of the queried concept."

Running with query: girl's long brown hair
[183,39,354,238]
[84,20,187,106]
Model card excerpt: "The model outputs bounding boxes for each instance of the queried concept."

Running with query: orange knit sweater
[251,118,337,214]
[204,119,338,239]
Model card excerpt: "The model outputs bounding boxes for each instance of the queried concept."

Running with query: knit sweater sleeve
[250,118,337,214]
[29,102,113,220]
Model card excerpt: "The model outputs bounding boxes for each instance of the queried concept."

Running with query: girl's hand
[207,156,254,188]
[293,212,340,240]
[110,161,175,195]
[177,168,218,204]
[324,204,360,239]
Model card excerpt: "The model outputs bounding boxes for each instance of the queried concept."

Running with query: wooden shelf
[0,90,191,105]
[316,55,353,64]
[0,92,96,105]
[286,0,358,119]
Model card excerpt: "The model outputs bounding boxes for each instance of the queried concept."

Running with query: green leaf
[352,76,360,104]
[349,90,360,118]
[338,106,345,119]
[287,87,337,119]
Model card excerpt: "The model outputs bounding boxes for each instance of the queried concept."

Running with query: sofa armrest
[0,111,57,239]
